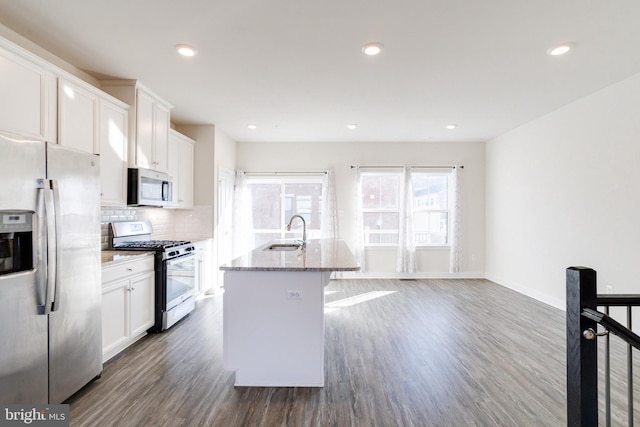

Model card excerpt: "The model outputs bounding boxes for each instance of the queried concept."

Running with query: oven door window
[166,255,195,310]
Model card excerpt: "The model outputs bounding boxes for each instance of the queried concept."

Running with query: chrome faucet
[286,214,306,246]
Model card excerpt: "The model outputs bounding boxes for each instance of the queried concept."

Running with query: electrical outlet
[287,290,302,299]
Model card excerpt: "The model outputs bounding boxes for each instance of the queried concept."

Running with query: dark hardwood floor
[67,278,569,426]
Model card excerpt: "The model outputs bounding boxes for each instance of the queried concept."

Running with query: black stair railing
[566,266,640,427]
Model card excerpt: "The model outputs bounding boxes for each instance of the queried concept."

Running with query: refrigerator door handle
[36,178,60,314]
[49,179,61,312]
[35,181,48,315]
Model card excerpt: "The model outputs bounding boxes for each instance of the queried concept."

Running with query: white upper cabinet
[135,89,155,169]
[100,80,173,173]
[1,34,131,206]
[168,129,194,209]
[0,42,56,141]
[58,76,130,205]
[99,97,129,206]
[58,77,98,153]
[153,101,171,172]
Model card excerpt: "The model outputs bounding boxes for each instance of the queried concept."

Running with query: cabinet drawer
[102,256,154,284]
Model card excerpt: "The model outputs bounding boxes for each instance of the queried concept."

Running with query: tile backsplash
[101,205,213,249]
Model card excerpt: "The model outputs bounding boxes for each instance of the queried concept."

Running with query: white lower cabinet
[194,239,213,295]
[101,255,155,362]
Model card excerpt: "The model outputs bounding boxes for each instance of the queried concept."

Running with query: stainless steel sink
[263,243,302,251]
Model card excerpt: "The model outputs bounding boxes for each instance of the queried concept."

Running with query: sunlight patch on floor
[325,291,397,313]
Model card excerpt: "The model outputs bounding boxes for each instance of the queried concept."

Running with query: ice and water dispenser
[0,211,34,275]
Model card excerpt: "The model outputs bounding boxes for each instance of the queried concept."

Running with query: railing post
[566,267,598,426]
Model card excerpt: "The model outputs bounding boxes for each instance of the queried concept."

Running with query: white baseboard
[485,273,565,311]
[335,271,486,280]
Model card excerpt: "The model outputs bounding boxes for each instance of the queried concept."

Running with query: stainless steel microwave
[127,168,172,207]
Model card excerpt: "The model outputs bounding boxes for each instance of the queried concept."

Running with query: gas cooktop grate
[114,240,191,250]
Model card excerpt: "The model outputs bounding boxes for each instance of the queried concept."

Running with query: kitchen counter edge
[220,239,361,272]
[101,250,154,266]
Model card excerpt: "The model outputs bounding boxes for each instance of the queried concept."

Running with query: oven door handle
[166,253,195,266]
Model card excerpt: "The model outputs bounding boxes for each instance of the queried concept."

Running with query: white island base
[223,270,332,387]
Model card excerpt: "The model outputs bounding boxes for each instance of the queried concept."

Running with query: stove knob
[169,251,176,257]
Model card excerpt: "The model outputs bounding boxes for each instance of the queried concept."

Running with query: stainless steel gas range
[109,221,196,332]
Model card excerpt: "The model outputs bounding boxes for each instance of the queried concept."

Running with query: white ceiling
[1,0,640,144]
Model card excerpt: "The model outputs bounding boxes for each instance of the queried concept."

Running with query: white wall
[486,72,640,309]
[0,23,99,87]
[176,124,237,290]
[236,140,485,278]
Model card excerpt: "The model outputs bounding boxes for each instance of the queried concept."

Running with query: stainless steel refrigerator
[0,134,102,404]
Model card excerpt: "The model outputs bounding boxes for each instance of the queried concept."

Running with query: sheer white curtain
[449,166,462,273]
[232,171,254,258]
[354,167,366,272]
[320,169,338,240]
[397,166,416,273]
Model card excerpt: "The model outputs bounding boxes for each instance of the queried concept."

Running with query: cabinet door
[135,89,155,169]
[194,240,212,294]
[0,47,56,141]
[58,78,98,153]
[195,252,203,295]
[178,137,194,207]
[101,280,129,361]
[99,98,128,206]
[167,133,180,206]
[129,271,155,337]
[153,102,170,173]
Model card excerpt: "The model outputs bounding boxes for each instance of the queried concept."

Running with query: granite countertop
[220,239,361,272]
[101,250,154,266]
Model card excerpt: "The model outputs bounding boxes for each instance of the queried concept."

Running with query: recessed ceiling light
[445,124,457,130]
[347,124,358,130]
[362,42,384,56]
[175,44,198,57]
[547,42,574,56]
[247,124,257,130]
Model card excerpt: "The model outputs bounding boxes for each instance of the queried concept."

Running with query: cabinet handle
[126,268,133,272]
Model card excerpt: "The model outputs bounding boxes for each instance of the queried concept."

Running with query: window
[360,173,401,245]
[359,171,450,247]
[412,173,449,245]
[247,177,323,247]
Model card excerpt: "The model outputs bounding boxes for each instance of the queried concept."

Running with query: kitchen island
[220,239,360,387]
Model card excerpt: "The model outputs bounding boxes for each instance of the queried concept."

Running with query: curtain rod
[244,170,327,176]
[350,165,463,169]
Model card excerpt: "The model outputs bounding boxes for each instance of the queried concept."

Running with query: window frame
[359,170,452,248]
[360,171,402,247]
[245,175,324,246]
[411,171,451,247]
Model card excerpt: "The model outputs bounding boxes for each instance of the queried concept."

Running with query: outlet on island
[287,290,302,299]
